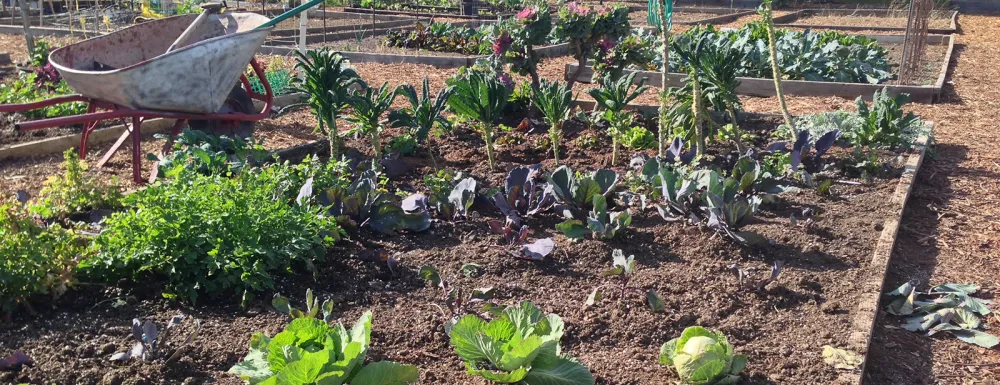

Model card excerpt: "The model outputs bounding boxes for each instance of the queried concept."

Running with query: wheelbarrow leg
[148,119,186,183]
[131,116,143,185]
[78,103,98,159]
[96,117,133,169]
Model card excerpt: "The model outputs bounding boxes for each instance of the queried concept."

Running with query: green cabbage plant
[659,326,747,385]
[449,302,595,385]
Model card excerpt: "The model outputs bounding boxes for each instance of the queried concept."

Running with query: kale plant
[588,72,650,165]
[345,81,401,158]
[851,88,922,149]
[447,69,511,170]
[449,301,595,385]
[151,130,268,179]
[390,77,454,167]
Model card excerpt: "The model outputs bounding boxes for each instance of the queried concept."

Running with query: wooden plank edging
[774,9,958,34]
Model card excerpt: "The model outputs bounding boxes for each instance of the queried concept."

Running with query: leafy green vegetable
[447,69,511,170]
[659,326,747,385]
[346,81,401,158]
[547,165,618,215]
[150,130,268,179]
[292,49,363,159]
[229,313,419,385]
[318,168,432,234]
[620,126,658,150]
[885,282,998,348]
[449,301,594,385]
[851,88,923,149]
[588,72,650,165]
[273,289,336,323]
[29,149,122,218]
[390,77,454,166]
[556,195,632,240]
[530,79,574,163]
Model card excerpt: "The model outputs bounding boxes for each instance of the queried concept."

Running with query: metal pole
[298,0,306,53]
[15,0,34,54]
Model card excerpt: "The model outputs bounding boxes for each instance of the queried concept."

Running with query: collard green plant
[29,149,122,218]
[346,81,401,158]
[659,326,747,385]
[885,282,998,348]
[556,195,632,240]
[447,69,511,170]
[530,79,574,163]
[449,301,595,385]
[292,48,363,159]
[110,315,201,364]
[547,165,618,215]
[588,72,650,165]
[318,168,432,235]
[390,77,454,167]
[229,313,419,385]
[851,88,922,149]
[1,197,84,313]
[83,168,343,305]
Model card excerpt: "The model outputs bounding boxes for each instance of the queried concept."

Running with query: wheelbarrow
[0,0,320,184]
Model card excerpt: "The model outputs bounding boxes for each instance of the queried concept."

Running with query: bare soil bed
[0,92,919,385]
[793,12,952,30]
[306,35,476,56]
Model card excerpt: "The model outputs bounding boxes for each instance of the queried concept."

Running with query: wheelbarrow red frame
[0,58,274,184]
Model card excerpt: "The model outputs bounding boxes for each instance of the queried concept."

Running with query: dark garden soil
[306,35,477,57]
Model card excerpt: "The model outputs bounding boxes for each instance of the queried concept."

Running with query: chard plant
[556,195,632,241]
[390,77,455,168]
[885,282,998,348]
[547,165,618,216]
[529,79,574,163]
[292,48,363,160]
[586,249,666,313]
[318,168,432,235]
[229,312,419,385]
[110,315,201,364]
[449,301,595,385]
[492,164,556,225]
[447,69,511,171]
[659,326,747,385]
[345,81,400,158]
[588,72,650,166]
[487,218,555,260]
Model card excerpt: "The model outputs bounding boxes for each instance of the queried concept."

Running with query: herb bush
[1,198,85,312]
[30,149,123,218]
[82,168,344,304]
[661,22,894,84]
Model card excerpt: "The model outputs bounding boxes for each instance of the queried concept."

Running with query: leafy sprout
[530,79,575,163]
[447,69,511,171]
[588,72,650,165]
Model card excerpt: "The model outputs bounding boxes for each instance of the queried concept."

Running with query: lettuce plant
[556,195,632,240]
[447,69,511,171]
[229,313,419,385]
[449,301,595,385]
[547,165,618,216]
[659,326,747,385]
[621,126,657,150]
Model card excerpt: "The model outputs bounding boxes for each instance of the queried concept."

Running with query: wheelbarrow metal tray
[49,13,273,114]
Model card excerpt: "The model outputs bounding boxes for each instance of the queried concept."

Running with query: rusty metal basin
[49,13,273,114]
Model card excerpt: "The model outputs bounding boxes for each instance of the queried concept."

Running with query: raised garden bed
[342,6,512,20]
[266,12,419,38]
[773,9,958,34]
[261,40,570,67]
[566,33,955,103]
[627,6,756,26]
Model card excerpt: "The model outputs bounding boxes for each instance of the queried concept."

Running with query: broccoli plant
[229,313,419,385]
[492,165,556,225]
[318,168,431,234]
[292,48,363,159]
[586,249,665,313]
[345,81,400,158]
[530,79,574,164]
[419,265,500,332]
[110,315,201,364]
[547,165,618,216]
[390,77,454,168]
[659,326,747,385]
[448,70,511,171]
[271,289,335,322]
[588,72,650,165]
[556,195,632,241]
[449,301,595,385]
[487,218,555,260]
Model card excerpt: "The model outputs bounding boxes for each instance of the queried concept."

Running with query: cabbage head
[659,326,747,385]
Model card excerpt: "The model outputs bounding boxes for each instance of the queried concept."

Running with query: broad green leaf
[351,311,373,346]
[730,354,747,374]
[274,349,332,385]
[350,361,419,385]
[471,366,529,383]
[418,265,442,288]
[646,290,666,313]
[229,333,274,385]
[499,335,544,372]
[953,308,981,329]
[521,356,596,385]
[450,315,497,363]
[556,220,589,239]
[585,288,601,307]
[273,294,291,315]
[949,330,1000,348]
[659,339,678,366]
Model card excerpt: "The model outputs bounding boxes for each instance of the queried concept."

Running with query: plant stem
[328,115,341,160]
[483,124,496,171]
[611,128,619,166]
[761,0,796,130]
[550,121,562,164]
[370,130,381,158]
[428,136,439,169]
[691,73,706,158]
[657,0,671,158]
[727,106,747,153]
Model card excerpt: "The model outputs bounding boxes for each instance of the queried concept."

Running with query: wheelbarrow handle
[166,2,227,53]
[254,0,325,30]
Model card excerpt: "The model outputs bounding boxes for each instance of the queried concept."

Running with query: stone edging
[0,93,306,161]
[849,125,933,385]
[564,33,955,103]
[773,9,958,34]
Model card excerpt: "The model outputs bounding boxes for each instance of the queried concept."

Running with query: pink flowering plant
[593,30,659,81]
[555,3,631,89]
[491,3,552,88]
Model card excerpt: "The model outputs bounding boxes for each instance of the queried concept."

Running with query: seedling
[110,315,200,363]
[271,288,335,323]
[419,265,499,333]
[729,261,783,291]
[487,218,555,260]
[586,250,664,313]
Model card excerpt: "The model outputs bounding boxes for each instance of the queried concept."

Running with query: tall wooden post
[16,0,34,55]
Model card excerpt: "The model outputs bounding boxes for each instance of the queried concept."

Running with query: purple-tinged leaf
[0,351,32,370]
[518,225,529,244]
[522,238,555,260]
[770,260,783,281]
[793,130,810,153]
[129,341,145,359]
[402,194,429,213]
[488,220,506,235]
[646,290,666,313]
[359,248,389,263]
[14,190,29,205]
[132,319,143,341]
[766,142,789,152]
[790,149,802,172]
[296,177,313,206]
[142,321,158,344]
[814,130,840,160]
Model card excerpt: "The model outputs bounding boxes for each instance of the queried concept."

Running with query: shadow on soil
[863,143,969,384]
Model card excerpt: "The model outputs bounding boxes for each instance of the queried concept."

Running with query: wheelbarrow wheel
[188,84,255,139]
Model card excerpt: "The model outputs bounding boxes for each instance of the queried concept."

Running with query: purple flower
[517,6,537,22]
[598,39,616,52]
[497,73,514,90]
[597,5,610,15]
[493,32,512,55]
[566,2,589,16]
